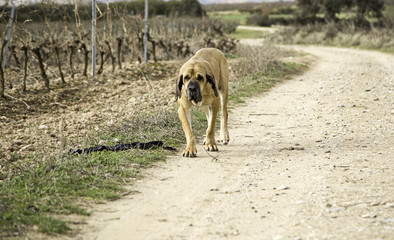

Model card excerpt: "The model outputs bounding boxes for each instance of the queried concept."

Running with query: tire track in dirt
[72,45,393,240]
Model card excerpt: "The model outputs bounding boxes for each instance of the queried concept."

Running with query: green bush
[246,14,271,27]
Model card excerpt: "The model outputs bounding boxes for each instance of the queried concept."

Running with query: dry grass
[231,41,282,79]
[228,40,306,104]
[276,21,394,53]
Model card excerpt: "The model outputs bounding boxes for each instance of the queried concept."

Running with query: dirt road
[75,45,393,240]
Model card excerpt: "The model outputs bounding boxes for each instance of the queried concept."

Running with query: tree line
[1,0,205,23]
[297,0,387,23]
[246,0,394,27]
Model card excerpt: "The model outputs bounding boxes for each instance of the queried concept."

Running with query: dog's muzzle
[186,81,202,103]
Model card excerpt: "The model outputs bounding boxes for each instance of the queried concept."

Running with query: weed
[224,53,240,59]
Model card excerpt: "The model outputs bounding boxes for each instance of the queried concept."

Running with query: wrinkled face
[178,68,207,104]
[176,65,218,104]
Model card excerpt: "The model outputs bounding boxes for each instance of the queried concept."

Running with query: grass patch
[208,10,250,25]
[229,28,271,39]
[0,107,206,238]
[230,62,307,104]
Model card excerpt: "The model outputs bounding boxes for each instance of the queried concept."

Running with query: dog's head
[175,64,219,105]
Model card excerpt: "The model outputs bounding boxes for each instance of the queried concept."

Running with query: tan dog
[176,48,229,157]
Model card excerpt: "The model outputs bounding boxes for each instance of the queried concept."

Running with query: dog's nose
[188,82,198,91]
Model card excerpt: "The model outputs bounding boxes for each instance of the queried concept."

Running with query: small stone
[39,125,48,129]
[329,208,343,212]
[276,185,289,190]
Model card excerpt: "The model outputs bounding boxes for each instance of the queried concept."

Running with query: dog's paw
[220,130,230,145]
[182,146,197,157]
[205,143,218,151]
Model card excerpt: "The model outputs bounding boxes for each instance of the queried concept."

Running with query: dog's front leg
[205,102,219,151]
[178,105,197,157]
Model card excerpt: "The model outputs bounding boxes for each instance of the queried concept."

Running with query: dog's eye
[197,75,204,81]
[184,76,190,81]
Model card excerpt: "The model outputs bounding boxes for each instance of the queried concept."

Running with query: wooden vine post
[21,45,28,92]
[144,0,148,64]
[92,0,97,77]
[2,0,15,70]
[0,41,5,98]
[32,47,50,91]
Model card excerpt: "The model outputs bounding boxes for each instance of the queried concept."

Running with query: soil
[65,45,393,239]
[0,61,180,176]
[3,44,394,239]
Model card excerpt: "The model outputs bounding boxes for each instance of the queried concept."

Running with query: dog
[175,48,229,157]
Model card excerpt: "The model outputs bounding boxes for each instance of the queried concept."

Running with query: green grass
[208,11,293,26]
[0,150,147,235]
[224,53,241,59]
[0,106,207,238]
[269,14,294,19]
[208,10,250,25]
[229,28,271,39]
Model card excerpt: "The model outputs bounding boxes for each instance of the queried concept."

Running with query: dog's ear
[175,74,183,99]
[206,73,219,97]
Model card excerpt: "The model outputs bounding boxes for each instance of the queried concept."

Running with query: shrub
[232,41,280,79]
[246,14,271,27]
[383,5,394,28]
